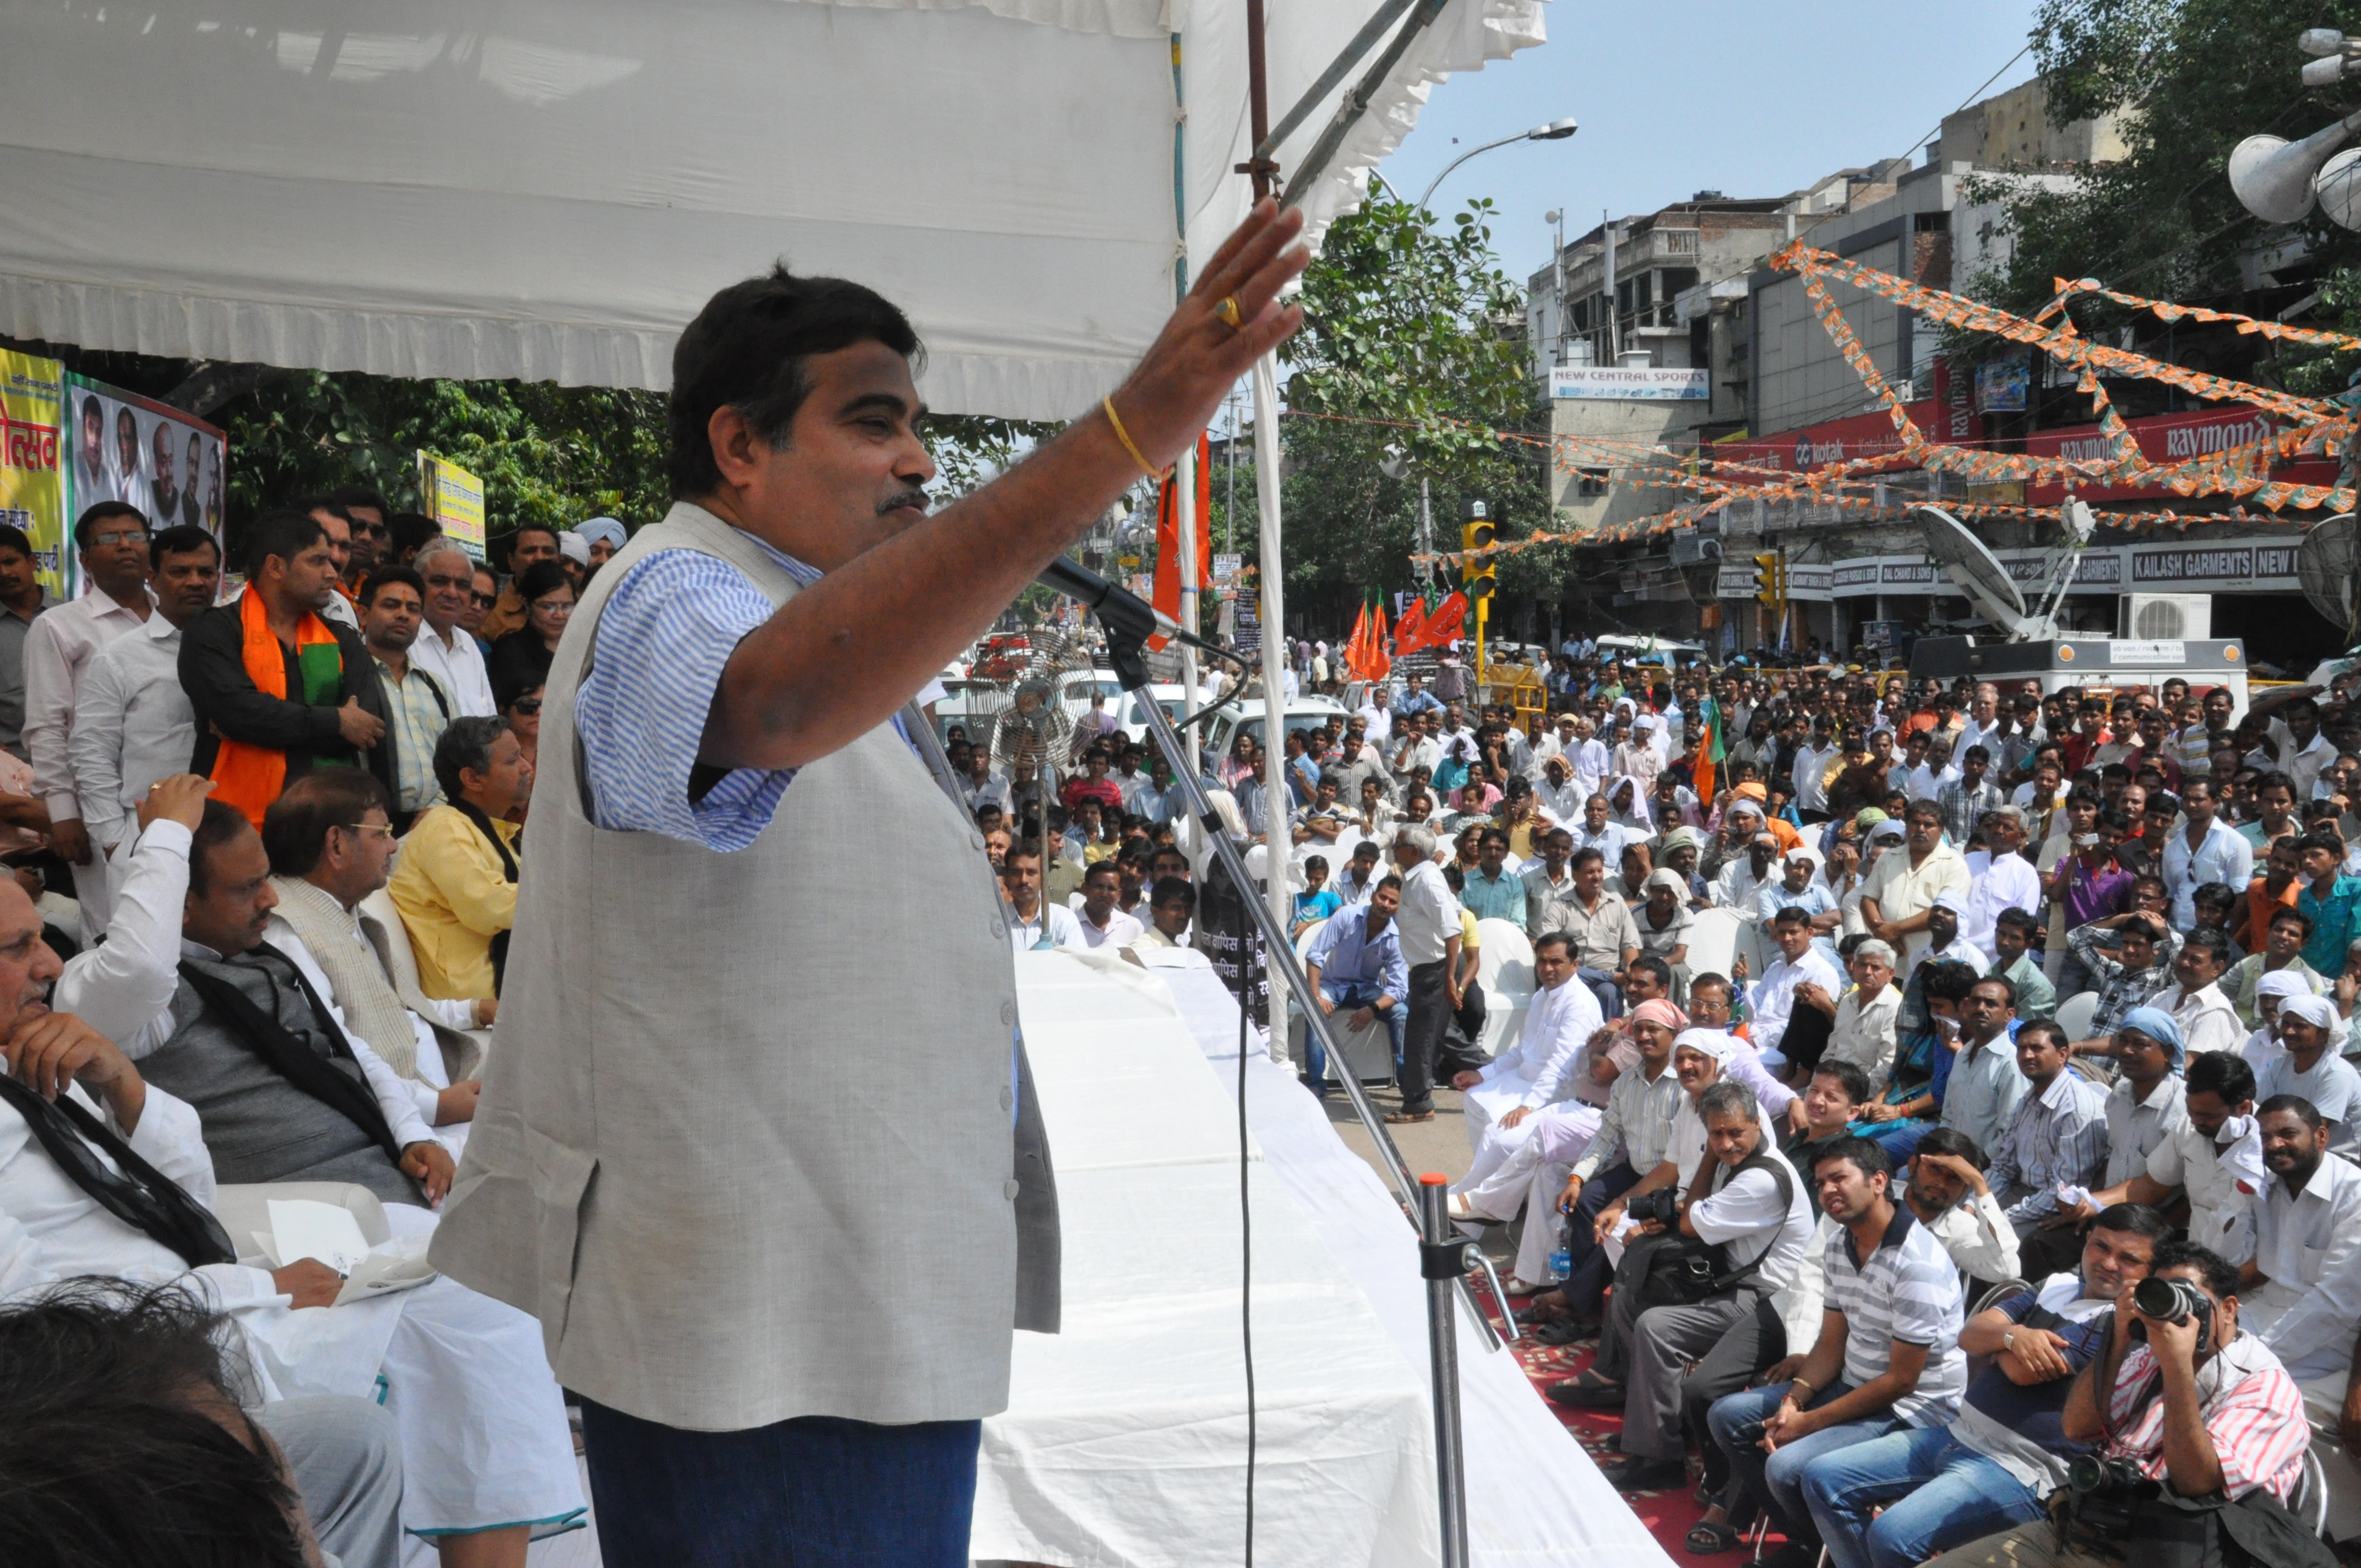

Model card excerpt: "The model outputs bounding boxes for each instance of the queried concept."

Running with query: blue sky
[1373,1,2047,284]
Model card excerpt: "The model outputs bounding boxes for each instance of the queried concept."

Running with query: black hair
[1149,876,1197,912]
[2016,1018,2070,1053]
[72,500,147,551]
[2187,1049,2257,1106]
[1995,907,2041,937]
[2181,927,2233,967]
[1570,846,1605,870]
[0,524,31,560]
[1688,971,1733,999]
[1374,873,1403,894]
[290,495,353,530]
[260,769,392,879]
[1531,930,1574,957]
[149,524,220,570]
[185,799,257,899]
[2270,905,2316,938]
[1811,1058,1872,1106]
[512,559,571,606]
[2150,1238,2239,1302]
[1971,971,2017,1008]
[1811,1135,1892,1184]
[2088,1202,2173,1243]
[432,715,514,805]
[388,512,440,558]
[240,507,327,580]
[1912,1124,1985,1170]
[322,483,389,517]
[2259,1093,2325,1131]
[357,565,426,608]
[667,265,923,498]
[2255,770,2297,799]
[0,1281,306,1566]
[1628,955,1673,990]
[1918,958,1981,1005]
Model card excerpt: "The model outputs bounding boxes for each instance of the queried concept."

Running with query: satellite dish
[2297,513,2361,644]
[1912,505,2034,637]
[2320,148,2361,231]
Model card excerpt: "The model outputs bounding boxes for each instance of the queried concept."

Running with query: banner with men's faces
[62,375,225,598]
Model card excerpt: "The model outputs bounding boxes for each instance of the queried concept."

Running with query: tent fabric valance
[0,0,1541,418]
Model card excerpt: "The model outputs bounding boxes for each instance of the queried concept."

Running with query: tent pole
[1252,354,1290,1061]
[1171,27,1201,767]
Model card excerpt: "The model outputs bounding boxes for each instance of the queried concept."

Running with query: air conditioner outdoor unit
[2117,594,2211,640]
[1668,531,1723,566]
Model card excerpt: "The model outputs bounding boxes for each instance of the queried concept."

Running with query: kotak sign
[1717,396,1983,477]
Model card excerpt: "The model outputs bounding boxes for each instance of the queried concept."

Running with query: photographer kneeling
[1921,1239,2326,1568]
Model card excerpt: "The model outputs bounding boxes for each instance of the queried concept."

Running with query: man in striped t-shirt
[1706,1136,1966,1568]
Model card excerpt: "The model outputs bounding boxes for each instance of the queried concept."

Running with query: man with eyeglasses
[324,484,390,593]
[405,540,499,717]
[24,502,159,939]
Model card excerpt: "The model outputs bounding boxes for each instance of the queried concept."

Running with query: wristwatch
[2003,1330,2017,1352]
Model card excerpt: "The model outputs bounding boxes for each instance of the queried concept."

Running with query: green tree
[1221,184,1565,624]
[1967,1,2361,393]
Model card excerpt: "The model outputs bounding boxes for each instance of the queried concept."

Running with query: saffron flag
[1150,432,1213,649]
[1364,600,1391,680]
[1394,595,1428,655]
[1402,591,1466,652]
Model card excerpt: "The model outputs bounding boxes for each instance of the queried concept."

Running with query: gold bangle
[1102,395,1168,480]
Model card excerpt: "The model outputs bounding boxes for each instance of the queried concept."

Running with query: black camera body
[2067,1453,2156,1537]
[2128,1276,2213,1354]
[1628,1189,1680,1227]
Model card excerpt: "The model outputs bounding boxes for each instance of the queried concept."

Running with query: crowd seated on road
[974,644,2361,1562]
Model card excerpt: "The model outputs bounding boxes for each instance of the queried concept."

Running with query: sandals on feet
[1683,1522,1740,1555]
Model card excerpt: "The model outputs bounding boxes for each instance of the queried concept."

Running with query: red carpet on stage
[1470,1279,1794,1564]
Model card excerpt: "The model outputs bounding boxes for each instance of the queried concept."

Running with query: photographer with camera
[1549,1071,1814,1494]
[1798,1204,2168,1568]
[1704,1136,1968,1568]
[1919,1240,2320,1568]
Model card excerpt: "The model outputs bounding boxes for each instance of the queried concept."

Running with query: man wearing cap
[1906,891,1992,984]
[576,516,629,570]
[1956,803,2041,958]
[1713,825,1781,921]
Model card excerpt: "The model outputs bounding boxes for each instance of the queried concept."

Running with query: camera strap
[1702,1150,1797,1294]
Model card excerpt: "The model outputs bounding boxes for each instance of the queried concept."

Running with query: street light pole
[1413,117,1577,213]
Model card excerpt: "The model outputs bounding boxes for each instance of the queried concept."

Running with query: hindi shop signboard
[61,374,227,600]
[1547,367,1709,401]
[417,453,486,559]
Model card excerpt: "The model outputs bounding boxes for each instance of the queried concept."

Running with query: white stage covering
[1,0,1542,416]
[982,950,1676,1568]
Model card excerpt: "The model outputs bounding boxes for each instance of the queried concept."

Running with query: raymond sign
[0,352,64,593]
[2025,407,2340,505]
[417,453,486,558]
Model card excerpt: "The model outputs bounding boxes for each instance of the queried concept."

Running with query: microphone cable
[1236,872,1258,1566]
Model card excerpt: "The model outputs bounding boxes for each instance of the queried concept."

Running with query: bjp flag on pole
[1151,432,1213,648]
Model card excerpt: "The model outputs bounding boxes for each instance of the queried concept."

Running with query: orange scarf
[210,587,344,827]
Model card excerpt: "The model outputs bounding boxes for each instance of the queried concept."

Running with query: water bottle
[1547,1212,1571,1282]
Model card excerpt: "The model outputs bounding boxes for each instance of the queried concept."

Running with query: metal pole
[1252,353,1291,1058]
[1418,1176,1473,1568]
[1417,474,1432,569]
[1177,441,1201,751]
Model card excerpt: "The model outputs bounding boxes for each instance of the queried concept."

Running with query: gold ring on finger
[1216,296,1244,331]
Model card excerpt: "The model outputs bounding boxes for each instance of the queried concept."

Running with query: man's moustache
[878,490,930,516]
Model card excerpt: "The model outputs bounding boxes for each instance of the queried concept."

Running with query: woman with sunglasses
[497,679,542,823]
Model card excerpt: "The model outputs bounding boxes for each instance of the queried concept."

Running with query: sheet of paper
[266,1199,372,1275]
[333,1236,437,1308]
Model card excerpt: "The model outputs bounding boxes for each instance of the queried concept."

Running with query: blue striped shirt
[575,541,820,848]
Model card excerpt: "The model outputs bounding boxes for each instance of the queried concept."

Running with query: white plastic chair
[358,887,492,1081]
[1474,919,1535,1060]
[1685,906,1744,987]
[2053,989,2101,1042]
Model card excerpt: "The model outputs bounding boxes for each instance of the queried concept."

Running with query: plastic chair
[1970,1277,2033,1318]
[2296,1446,2331,1539]
[1474,919,1535,1060]
[1686,906,1743,986]
[358,887,491,1081]
[2053,989,2101,1042]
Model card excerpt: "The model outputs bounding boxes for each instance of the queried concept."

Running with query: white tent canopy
[1,0,1540,418]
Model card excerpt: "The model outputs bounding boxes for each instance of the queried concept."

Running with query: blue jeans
[579,1400,981,1567]
[1309,981,1405,1090]
[1577,967,1625,1020]
[1800,1425,2047,1568]
[1706,1381,1907,1544]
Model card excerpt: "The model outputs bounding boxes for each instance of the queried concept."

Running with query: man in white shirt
[2078,1048,2262,1266]
[1570,716,1612,803]
[1391,825,1479,1121]
[1747,906,1847,1067]
[1074,863,1144,950]
[1894,728,1953,804]
[1947,683,2005,771]
[2243,1097,2361,1380]
[0,864,585,1554]
[2261,696,2338,802]
[406,541,500,716]
[23,502,158,938]
[1568,791,1628,863]
[1956,804,2041,957]
[1354,689,1391,744]
[1790,716,1839,823]
[1446,932,1601,1190]
[1904,891,1991,984]
[2143,929,2245,1060]
[1000,842,1085,951]
[2161,776,2253,929]
[1534,753,1584,825]
[66,525,218,926]
[1859,800,1972,966]
[52,791,457,1209]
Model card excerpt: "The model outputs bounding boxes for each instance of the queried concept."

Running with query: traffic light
[1461,500,1496,601]
[1754,551,1783,607]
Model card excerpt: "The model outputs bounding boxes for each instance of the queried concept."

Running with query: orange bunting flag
[1394,595,1428,655]
[1365,600,1391,680]
[1401,592,1466,653]
[1150,432,1214,649]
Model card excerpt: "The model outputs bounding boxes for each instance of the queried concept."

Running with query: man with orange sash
[178,507,392,827]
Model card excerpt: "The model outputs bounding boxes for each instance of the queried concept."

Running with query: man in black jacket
[178,507,394,823]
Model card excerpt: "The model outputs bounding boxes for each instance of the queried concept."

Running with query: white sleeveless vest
[431,502,1050,1430]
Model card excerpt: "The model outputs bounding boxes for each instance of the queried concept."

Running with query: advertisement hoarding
[417,452,486,558]
[0,352,64,594]
[60,374,227,600]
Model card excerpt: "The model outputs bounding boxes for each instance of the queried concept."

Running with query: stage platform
[973,950,1675,1568]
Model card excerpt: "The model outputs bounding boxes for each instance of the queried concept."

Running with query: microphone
[1036,557,1241,665]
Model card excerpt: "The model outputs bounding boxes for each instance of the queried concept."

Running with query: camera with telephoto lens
[2128,1275,2213,1354]
[2066,1453,2156,1536]
[1627,1189,1680,1227]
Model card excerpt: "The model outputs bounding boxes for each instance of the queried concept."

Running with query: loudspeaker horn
[2231,111,2361,225]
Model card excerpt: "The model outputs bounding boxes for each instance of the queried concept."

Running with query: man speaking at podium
[431,202,1309,1566]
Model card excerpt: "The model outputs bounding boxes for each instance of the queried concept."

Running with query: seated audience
[1745,906,1847,1074]
[1303,875,1409,1093]
[1818,939,1900,1092]
[387,717,528,1003]
[1447,930,1602,1192]
[1130,876,1196,950]
[1986,906,2055,1021]
[2256,994,2361,1153]
[1985,1020,2110,1240]
[0,874,583,1559]
[56,788,454,1209]
[1074,862,1145,950]
[998,841,1084,952]
[2241,1095,2361,1382]
[2020,1006,2187,1281]
[1799,1205,2169,1568]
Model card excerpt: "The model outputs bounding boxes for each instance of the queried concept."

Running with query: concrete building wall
[1937,78,2131,169]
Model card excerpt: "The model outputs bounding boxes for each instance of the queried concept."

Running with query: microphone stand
[1090,600,1509,1568]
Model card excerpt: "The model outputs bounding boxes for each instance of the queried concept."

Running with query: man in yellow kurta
[390,715,526,1002]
